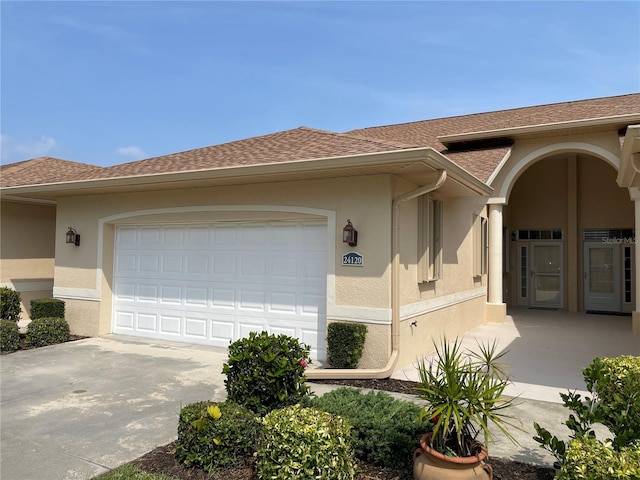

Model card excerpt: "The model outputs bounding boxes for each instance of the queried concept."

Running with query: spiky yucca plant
[416,337,521,457]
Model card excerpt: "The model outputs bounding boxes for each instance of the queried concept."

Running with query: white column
[487,203,507,322]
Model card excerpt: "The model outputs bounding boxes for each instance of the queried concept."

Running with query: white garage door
[112,221,327,360]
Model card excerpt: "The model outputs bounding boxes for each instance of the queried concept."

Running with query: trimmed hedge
[256,405,356,480]
[0,286,21,322]
[0,319,21,352]
[326,322,367,368]
[557,436,640,480]
[175,401,261,472]
[25,317,70,347]
[306,387,429,467]
[30,298,65,320]
[222,331,311,415]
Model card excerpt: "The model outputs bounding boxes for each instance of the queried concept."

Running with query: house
[2,93,639,377]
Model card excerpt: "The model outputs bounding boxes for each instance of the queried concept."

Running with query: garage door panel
[184,317,207,339]
[137,313,157,332]
[115,310,135,329]
[113,222,327,360]
[185,287,208,306]
[159,315,181,335]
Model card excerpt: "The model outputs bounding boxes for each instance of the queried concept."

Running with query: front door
[584,242,621,312]
[531,242,563,308]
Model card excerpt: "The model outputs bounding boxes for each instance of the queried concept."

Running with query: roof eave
[438,114,640,146]
[617,124,640,188]
[1,146,492,199]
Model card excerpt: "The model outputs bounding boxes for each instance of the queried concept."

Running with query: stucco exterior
[2,94,639,373]
[0,199,56,319]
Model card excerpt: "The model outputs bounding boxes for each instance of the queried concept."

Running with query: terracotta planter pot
[413,433,493,480]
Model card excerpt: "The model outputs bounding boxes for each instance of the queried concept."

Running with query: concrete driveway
[0,335,229,480]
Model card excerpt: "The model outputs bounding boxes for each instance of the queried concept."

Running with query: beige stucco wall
[52,171,489,368]
[54,176,396,338]
[397,295,486,370]
[1,200,56,319]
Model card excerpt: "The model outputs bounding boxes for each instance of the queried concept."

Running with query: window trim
[418,196,443,283]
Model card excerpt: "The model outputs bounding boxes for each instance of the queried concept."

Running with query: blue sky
[2,1,639,167]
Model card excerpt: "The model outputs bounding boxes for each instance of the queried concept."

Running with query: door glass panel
[534,245,560,274]
[589,248,614,293]
[532,244,562,307]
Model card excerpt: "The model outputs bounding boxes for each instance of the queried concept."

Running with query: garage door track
[0,335,229,480]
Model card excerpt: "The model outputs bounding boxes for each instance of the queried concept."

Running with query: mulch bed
[124,378,555,480]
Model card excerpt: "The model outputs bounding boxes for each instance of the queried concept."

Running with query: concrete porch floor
[392,307,640,404]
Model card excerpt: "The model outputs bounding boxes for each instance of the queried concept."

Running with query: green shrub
[0,319,21,352]
[222,331,311,415]
[306,387,429,467]
[30,298,65,320]
[326,322,367,368]
[175,401,261,472]
[584,356,640,448]
[534,355,640,467]
[0,286,21,322]
[256,404,356,480]
[25,317,70,347]
[557,436,640,480]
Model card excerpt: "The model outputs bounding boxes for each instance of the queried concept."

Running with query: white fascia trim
[0,195,57,205]
[617,125,640,187]
[400,287,487,321]
[485,148,512,186]
[437,114,640,145]
[1,148,430,194]
[1,279,54,292]
[53,287,101,301]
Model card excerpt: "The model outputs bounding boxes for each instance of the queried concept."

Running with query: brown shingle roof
[0,157,104,188]
[347,93,640,181]
[71,127,418,181]
[3,94,639,188]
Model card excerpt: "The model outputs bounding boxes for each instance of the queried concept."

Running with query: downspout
[307,168,447,380]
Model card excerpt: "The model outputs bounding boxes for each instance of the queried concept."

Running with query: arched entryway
[499,152,634,313]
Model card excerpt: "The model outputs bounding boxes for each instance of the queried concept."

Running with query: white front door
[584,242,621,312]
[112,221,328,360]
[530,242,563,308]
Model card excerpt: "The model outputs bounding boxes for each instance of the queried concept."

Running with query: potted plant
[413,337,521,480]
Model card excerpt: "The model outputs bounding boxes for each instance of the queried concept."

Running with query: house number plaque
[342,251,363,266]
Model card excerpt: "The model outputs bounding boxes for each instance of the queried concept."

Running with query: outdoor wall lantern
[66,227,81,246]
[342,219,358,247]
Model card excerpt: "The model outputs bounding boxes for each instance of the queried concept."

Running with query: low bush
[326,322,367,368]
[0,286,21,322]
[557,436,640,480]
[0,319,21,352]
[256,404,356,480]
[30,298,65,320]
[25,317,70,347]
[306,387,429,467]
[584,355,640,448]
[222,331,311,415]
[534,355,640,470]
[175,401,261,472]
